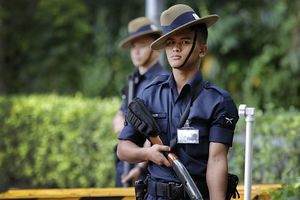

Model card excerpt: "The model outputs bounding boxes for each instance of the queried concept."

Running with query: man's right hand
[146,144,171,167]
[117,140,171,167]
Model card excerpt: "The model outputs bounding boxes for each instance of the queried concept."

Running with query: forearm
[206,142,229,200]
[117,140,149,163]
[139,140,150,167]
[112,110,125,135]
[117,140,171,167]
[207,159,227,200]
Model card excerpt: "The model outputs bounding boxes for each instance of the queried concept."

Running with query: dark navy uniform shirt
[119,69,238,183]
[120,62,169,115]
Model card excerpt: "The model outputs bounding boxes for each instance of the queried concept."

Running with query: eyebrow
[167,36,193,41]
[131,41,147,45]
[181,36,193,40]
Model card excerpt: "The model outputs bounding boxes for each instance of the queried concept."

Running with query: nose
[172,42,181,52]
[132,47,139,55]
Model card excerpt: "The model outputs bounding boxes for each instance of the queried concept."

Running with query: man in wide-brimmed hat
[113,17,169,187]
[118,4,239,199]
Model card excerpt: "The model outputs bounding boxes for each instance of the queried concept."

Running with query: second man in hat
[113,17,169,187]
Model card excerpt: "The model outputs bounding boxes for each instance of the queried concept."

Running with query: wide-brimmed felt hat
[151,4,219,50]
[119,17,162,48]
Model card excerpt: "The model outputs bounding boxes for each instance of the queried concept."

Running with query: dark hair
[190,24,208,44]
[149,33,161,41]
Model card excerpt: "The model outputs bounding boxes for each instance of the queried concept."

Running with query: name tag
[177,128,199,144]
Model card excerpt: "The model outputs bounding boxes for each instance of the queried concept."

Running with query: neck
[173,60,200,93]
[138,57,158,75]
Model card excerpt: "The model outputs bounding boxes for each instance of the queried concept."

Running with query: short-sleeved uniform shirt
[119,69,239,184]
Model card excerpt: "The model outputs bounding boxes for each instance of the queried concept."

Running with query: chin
[172,66,182,69]
[168,60,182,68]
[170,63,182,69]
[133,62,141,66]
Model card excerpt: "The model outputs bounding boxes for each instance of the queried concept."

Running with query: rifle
[127,98,204,200]
[123,74,135,187]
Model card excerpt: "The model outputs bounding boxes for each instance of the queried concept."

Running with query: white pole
[239,104,255,200]
[145,0,164,26]
[145,0,166,67]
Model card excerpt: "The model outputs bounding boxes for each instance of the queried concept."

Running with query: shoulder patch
[221,113,238,129]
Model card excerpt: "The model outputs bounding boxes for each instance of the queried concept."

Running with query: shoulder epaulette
[204,82,231,98]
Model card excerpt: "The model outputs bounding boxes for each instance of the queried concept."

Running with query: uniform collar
[186,69,204,94]
[167,73,177,91]
[132,62,162,79]
[166,69,203,102]
[167,69,203,91]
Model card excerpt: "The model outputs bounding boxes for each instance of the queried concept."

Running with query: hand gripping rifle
[126,98,204,200]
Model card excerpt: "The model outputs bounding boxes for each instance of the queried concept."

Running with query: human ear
[199,45,208,58]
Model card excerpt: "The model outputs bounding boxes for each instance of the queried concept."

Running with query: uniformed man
[117,4,239,200]
[113,17,169,187]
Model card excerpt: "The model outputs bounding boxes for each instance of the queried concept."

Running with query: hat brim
[151,15,219,50]
[119,30,162,49]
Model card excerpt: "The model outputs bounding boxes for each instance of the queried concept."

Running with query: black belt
[148,179,209,199]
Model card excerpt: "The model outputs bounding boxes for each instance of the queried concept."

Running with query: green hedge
[229,107,300,184]
[0,95,299,189]
[0,94,120,188]
[270,177,300,199]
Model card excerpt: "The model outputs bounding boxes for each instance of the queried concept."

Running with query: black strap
[178,80,206,128]
[176,31,198,69]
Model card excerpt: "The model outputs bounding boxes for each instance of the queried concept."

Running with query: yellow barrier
[0,184,282,200]
[236,184,282,200]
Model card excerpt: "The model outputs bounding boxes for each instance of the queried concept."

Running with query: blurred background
[0,0,299,197]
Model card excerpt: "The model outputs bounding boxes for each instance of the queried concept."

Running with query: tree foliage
[0,0,91,93]
[202,0,300,109]
[0,0,144,97]
[0,0,299,109]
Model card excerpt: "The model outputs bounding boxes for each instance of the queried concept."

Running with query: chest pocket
[152,112,168,141]
[183,118,209,158]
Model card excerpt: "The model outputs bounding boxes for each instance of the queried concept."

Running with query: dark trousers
[115,160,123,187]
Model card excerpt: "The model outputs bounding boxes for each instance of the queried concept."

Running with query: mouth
[171,55,181,60]
[133,57,140,62]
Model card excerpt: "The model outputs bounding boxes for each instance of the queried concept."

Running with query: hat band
[129,24,152,37]
[161,11,198,34]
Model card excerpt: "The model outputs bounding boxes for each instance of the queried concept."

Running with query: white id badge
[177,128,199,144]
